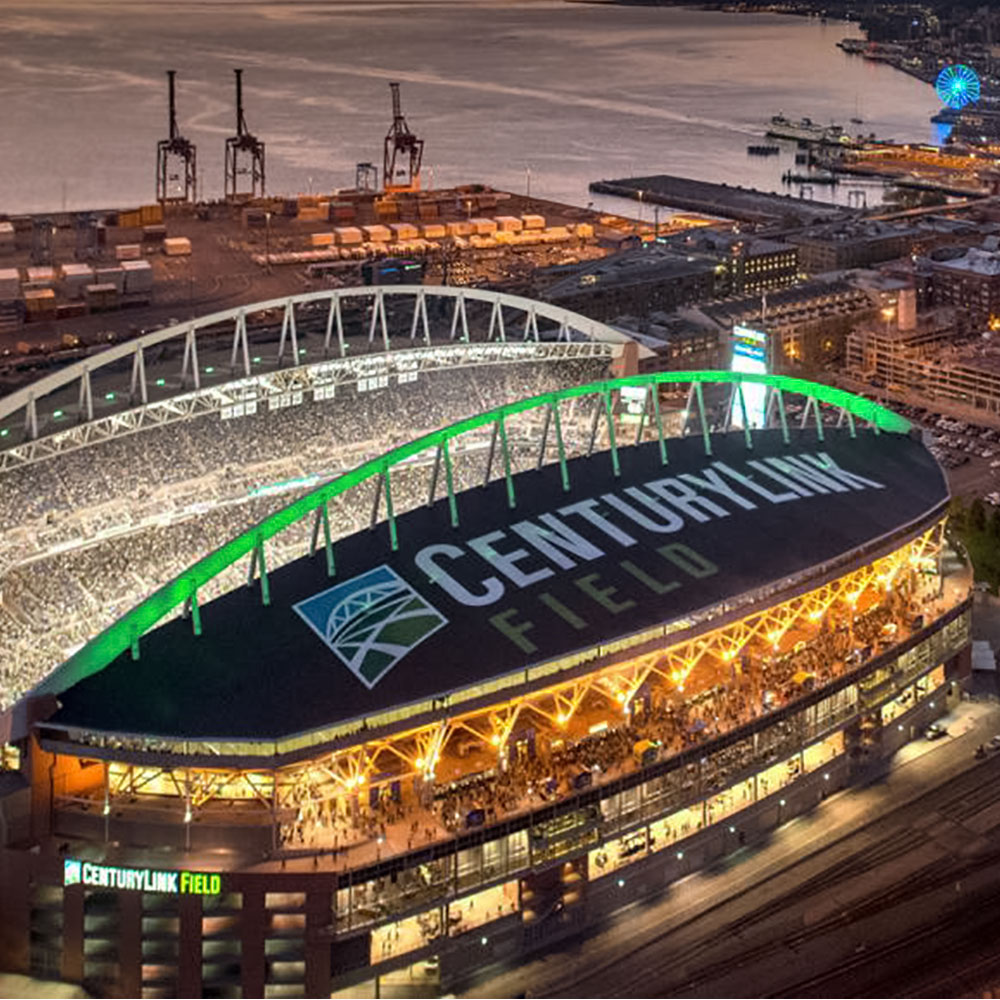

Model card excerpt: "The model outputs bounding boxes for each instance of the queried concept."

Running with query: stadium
[0,286,973,1000]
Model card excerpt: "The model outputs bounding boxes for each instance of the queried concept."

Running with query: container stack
[23,288,56,320]
[85,283,118,312]
[58,263,95,300]
[0,268,20,301]
[121,259,153,296]
[330,202,356,225]
[94,266,126,294]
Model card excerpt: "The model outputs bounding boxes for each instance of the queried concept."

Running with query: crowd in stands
[0,357,608,709]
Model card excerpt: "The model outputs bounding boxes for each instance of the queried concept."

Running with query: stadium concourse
[0,354,611,711]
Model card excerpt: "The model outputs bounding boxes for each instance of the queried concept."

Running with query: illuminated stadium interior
[18,372,965,866]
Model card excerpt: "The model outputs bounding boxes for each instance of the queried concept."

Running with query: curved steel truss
[0,285,635,449]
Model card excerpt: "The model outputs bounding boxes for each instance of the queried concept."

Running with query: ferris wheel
[935,64,981,110]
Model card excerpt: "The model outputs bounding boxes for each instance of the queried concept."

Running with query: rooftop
[45,427,946,746]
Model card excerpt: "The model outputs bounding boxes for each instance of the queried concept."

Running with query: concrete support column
[178,894,203,998]
[61,883,84,984]
[240,887,266,999]
[118,891,142,998]
[0,851,31,975]
[305,888,332,998]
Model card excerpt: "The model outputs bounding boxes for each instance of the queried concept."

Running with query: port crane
[225,69,266,201]
[383,82,424,193]
[156,70,197,204]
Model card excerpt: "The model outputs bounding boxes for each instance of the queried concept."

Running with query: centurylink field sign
[63,858,222,895]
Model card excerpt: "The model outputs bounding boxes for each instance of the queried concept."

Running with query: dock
[589,175,848,226]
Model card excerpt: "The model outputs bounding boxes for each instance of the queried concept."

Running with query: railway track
[544,747,1000,998]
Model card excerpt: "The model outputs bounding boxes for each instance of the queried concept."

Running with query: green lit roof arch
[32,371,909,700]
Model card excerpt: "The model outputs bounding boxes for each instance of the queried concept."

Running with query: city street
[462,699,1000,999]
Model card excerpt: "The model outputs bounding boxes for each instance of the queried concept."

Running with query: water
[0,1,942,215]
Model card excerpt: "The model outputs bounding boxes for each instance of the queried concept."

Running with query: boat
[766,114,852,146]
[782,171,839,186]
[931,107,961,126]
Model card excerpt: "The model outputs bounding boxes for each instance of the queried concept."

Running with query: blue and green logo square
[293,565,448,689]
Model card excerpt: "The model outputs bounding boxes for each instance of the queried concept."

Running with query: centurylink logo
[294,565,448,689]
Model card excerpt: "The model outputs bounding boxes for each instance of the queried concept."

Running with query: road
[461,699,1000,999]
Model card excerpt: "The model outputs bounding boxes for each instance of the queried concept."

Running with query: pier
[590,175,847,226]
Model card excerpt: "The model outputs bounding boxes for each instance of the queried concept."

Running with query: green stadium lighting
[253,356,262,364]
[205,366,215,374]
[155,378,166,387]
[35,371,912,701]
[52,409,63,419]
[105,392,116,401]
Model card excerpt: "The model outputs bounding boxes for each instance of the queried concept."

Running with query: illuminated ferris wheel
[935,64,981,110]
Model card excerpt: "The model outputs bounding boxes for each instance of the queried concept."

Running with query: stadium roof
[43,403,946,746]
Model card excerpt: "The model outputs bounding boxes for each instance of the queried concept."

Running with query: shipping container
[140,203,164,225]
[115,243,142,262]
[469,218,498,236]
[390,222,419,241]
[85,283,119,312]
[26,266,56,286]
[310,232,335,248]
[142,224,167,243]
[163,237,192,257]
[362,224,391,243]
[420,223,446,240]
[494,216,523,233]
[575,222,595,239]
[330,202,356,223]
[521,214,546,231]
[118,209,142,229]
[334,227,363,246]
[445,221,473,238]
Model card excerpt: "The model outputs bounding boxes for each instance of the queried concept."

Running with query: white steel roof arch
[0,285,633,440]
